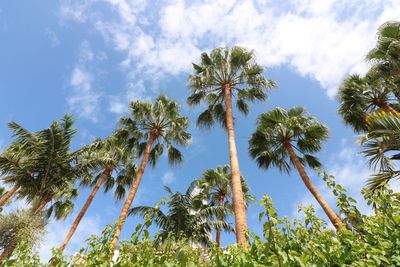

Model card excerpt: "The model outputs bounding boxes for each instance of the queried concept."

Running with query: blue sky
[0,0,399,261]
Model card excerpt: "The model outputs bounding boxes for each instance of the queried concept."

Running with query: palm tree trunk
[110,133,156,249]
[58,167,112,253]
[284,142,343,229]
[379,102,398,115]
[215,194,224,247]
[34,194,53,214]
[223,84,249,248]
[0,184,20,207]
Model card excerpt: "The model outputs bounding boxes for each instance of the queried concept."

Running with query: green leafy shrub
[3,173,400,266]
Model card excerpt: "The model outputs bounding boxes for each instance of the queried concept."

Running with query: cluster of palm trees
[129,165,254,247]
[338,21,400,191]
[0,20,398,262]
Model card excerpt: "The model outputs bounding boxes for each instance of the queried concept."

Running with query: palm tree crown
[249,107,327,173]
[367,21,400,76]
[338,74,398,133]
[195,165,255,246]
[188,46,276,128]
[197,165,254,210]
[361,111,400,191]
[119,95,191,166]
[129,186,233,247]
[77,136,136,200]
[0,115,79,217]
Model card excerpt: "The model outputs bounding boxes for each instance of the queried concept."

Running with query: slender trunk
[110,133,156,249]
[58,168,112,253]
[0,184,20,207]
[34,194,53,214]
[223,84,249,248]
[379,102,399,115]
[215,194,224,247]
[284,142,343,229]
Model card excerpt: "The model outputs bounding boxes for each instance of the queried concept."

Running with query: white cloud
[44,28,60,47]
[59,0,93,23]
[67,40,103,122]
[0,8,8,32]
[109,99,126,114]
[60,0,400,98]
[67,66,101,122]
[108,80,151,114]
[79,40,94,62]
[161,171,176,185]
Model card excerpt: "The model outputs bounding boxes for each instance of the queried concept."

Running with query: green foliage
[128,186,234,246]
[0,115,79,219]
[3,172,400,266]
[117,94,191,167]
[0,211,46,265]
[188,46,276,129]
[338,74,397,133]
[249,106,328,173]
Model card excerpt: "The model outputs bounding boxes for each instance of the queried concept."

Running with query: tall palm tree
[0,115,79,214]
[338,74,398,133]
[249,107,343,229]
[110,95,190,249]
[187,47,276,247]
[57,135,136,253]
[195,165,255,247]
[129,186,234,246]
[0,115,80,259]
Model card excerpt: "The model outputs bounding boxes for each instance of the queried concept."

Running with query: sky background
[0,0,399,261]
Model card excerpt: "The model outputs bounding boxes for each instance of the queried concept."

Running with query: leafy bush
[2,173,400,266]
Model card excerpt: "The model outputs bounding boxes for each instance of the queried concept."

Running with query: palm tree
[0,145,31,207]
[0,115,80,259]
[129,185,234,246]
[0,116,79,213]
[57,135,136,253]
[338,74,398,133]
[110,95,190,249]
[248,107,343,229]
[367,21,400,83]
[187,47,276,247]
[360,111,400,191]
[0,210,46,260]
[195,165,255,247]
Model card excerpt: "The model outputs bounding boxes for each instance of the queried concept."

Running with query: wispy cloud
[67,40,102,122]
[108,80,151,115]
[0,8,8,32]
[162,171,176,185]
[44,28,60,47]
[59,0,400,98]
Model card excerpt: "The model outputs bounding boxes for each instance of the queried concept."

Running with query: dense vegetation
[0,21,399,266]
